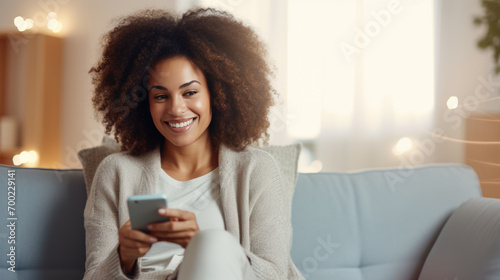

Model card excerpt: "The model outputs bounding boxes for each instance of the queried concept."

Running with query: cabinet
[0,33,62,167]
[465,114,500,198]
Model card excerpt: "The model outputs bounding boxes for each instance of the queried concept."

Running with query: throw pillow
[261,143,302,205]
[77,136,120,195]
[418,197,500,279]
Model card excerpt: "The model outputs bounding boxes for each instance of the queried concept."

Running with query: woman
[84,8,303,280]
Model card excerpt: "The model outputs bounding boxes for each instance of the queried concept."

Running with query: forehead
[148,57,205,86]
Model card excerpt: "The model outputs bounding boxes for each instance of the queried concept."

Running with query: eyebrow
[148,80,201,92]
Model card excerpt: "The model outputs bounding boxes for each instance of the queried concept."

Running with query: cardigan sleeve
[242,152,305,280]
[82,157,178,280]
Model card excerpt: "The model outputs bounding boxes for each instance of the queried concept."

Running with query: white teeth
[168,119,193,128]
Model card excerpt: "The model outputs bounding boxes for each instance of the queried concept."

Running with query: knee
[191,229,236,246]
[187,229,241,255]
[179,229,252,279]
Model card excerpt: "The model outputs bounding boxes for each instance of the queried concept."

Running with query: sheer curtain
[197,0,435,172]
[292,0,435,172]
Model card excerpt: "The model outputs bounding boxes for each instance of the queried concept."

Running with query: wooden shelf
[0,150,17,166]
[0,35,5,117]
[0,33,62,168]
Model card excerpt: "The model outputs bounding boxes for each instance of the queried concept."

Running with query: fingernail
[147,225,153,230]
[158,209,166,214]
[150,237,157,243]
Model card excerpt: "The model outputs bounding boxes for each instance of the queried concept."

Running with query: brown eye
[155,94,168,100]
[184,91,197,96]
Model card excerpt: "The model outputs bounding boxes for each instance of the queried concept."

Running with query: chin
[164,137,195,148]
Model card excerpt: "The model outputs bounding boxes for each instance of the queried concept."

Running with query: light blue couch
[1,163,499,279]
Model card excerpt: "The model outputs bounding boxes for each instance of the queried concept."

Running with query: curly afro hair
[90,8,276,155]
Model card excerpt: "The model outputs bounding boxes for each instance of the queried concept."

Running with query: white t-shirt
[139,168,225,273]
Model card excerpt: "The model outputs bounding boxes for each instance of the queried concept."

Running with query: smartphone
[127,194,170,232]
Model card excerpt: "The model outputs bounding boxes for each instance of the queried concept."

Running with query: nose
[168,95,187,116]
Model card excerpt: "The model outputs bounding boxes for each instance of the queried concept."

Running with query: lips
[164,117,196,132]
[167,118,194,128]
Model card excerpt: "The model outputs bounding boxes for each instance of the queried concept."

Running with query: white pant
[177,229,257,280]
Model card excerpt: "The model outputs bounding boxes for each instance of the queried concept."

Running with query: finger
[119,237,154,249]
[121,227,158,244]
[158,208,195,221]
[157,237,190,248]
[150,230,196,239]
[148,220,197,232]
[159,237,189,242]
[119,244,152,258]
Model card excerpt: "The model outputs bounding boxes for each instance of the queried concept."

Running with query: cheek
[149,103,162,122]
[195,102,211,122]
[193,95,211,118]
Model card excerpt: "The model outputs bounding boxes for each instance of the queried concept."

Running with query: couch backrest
[290,164,482,280]
[0,165,87,280]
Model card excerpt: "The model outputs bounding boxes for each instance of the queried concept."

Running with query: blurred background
[0,0,499,196]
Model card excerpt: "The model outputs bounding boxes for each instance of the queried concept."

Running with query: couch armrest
[419,197,500,280]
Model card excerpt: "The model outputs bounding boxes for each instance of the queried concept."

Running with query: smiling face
[148,56,212,149]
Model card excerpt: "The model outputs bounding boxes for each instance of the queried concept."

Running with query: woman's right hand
[118,220,158,275]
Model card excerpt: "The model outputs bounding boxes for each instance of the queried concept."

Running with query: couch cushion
[419,197,500,279]
[0,165,86,280]
[290,164,482,280]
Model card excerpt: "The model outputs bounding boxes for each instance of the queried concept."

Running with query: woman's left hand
[147,208,200,248]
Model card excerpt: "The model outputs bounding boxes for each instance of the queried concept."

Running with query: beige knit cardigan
[83,145,304,280]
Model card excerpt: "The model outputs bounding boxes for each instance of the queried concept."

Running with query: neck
[160,137,218,178]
